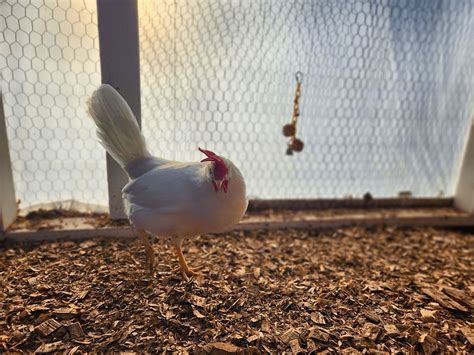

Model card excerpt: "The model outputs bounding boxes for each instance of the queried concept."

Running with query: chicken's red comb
[199,147,220,162]
[199,147,217,157]
[199,147,228,180]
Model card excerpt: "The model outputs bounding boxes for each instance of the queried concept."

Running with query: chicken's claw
[173,245,200,280]
[173,266,200,281]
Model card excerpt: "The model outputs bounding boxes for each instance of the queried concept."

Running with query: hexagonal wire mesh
[1,0,105,211]
[139,0,474,199]
[1,0,474,211]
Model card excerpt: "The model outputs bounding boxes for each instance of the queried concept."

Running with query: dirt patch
[1,227,473,352]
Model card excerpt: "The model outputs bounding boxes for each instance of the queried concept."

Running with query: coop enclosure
[1,0,474,231]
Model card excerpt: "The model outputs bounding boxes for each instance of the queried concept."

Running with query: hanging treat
[290,138,304,152]
[282,123,296,137]
[283,71,304,155]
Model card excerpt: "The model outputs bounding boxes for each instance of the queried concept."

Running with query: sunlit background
[1,0,474,211]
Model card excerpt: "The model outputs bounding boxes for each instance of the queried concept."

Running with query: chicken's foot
[138,229,154,274]
[173,245,197,280]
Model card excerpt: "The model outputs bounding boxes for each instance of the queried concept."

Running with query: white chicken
[87,85,248,278]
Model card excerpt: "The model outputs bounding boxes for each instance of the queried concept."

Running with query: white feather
[87,84,150,168]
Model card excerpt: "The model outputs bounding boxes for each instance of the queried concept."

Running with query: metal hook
[295,71,303,83]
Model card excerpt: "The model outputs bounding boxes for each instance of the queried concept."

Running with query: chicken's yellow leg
[138,229,154,274]
[173,245,197,279]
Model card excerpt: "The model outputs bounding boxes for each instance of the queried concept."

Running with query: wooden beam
[96,0,141,219]
[455,117,474,213]
[3,214,474,243]
[0,91,17,231]
[248,198,453,211]
[2,227,136,242]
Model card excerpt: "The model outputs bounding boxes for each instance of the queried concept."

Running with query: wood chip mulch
[1,227,473,353]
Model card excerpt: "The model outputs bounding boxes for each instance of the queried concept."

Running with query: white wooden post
[0,92,17,231]
[96,0,141,219]
[455,116,474,213]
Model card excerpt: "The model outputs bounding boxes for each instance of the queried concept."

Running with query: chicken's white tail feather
[87,84,150,167]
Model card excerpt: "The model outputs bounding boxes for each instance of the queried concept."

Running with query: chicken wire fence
[1,0,474,212]
[1,0,105,211]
